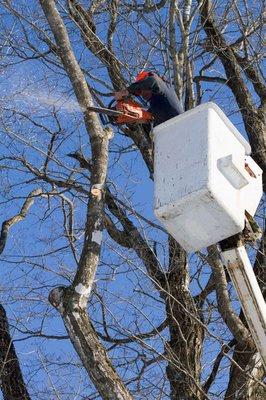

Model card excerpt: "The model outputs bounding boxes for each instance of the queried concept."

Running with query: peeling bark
[49,287,133,400]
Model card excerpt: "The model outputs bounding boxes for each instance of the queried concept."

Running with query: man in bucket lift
[114,71,183,128]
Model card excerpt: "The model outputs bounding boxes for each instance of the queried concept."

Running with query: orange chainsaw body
[114,99,154,124]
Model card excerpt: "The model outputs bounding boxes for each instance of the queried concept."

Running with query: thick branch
[0,189,42,254]
[49,287,133,400]
[104,192,166,287]
[194,75,227,85]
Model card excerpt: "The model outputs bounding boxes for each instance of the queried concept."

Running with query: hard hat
[135,71,151,82]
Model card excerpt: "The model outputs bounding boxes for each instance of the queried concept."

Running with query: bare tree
[0,1,265,399]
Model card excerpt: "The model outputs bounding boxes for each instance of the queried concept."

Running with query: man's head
[134,71,155,100]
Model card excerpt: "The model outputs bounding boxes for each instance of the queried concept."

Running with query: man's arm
[114,76,159,100]
[114,89,129,100]
[127,76,158,93]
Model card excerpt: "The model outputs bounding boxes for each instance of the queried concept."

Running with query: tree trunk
[0,304,31,400]
[199,0,266,189]
[49,287,133,400]
[165,238,205,400]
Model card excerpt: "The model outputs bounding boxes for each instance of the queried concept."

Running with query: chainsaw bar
[86,105,124,117]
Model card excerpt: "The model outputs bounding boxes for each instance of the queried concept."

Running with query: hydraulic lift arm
[220,235,266,370]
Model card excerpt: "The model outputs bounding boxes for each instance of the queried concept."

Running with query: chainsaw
[87,98,154,126]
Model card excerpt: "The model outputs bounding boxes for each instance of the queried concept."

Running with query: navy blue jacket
[127,74,183,126]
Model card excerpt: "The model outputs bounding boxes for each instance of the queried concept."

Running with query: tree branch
[207,245,254,347]
[194,75,227,84]
[203,339,236,392]
[0,188,42,255]
[67,0,124,90]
